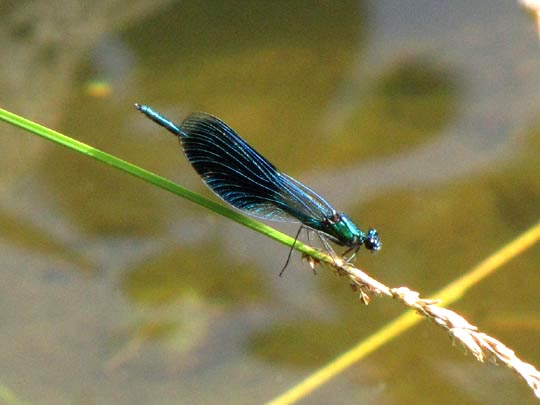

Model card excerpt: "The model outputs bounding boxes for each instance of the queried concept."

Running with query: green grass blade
[0,106,326,262]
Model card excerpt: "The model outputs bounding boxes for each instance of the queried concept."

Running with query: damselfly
[135,104,381,273]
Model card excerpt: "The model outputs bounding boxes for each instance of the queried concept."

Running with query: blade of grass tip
[0,106,328,263]
[0,383,32,405]
[266,222,540,405]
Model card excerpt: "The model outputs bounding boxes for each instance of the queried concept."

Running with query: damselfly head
[364,228,381,252]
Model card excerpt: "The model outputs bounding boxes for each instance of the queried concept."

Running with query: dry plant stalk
[327,257,540,398]
[521,0,540,41]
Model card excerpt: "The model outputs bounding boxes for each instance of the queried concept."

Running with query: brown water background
[1,1,540,404]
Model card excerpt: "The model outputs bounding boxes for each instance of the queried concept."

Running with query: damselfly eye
[364,229,381,251]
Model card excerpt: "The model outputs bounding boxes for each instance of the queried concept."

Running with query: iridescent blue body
[135,104,381,260]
